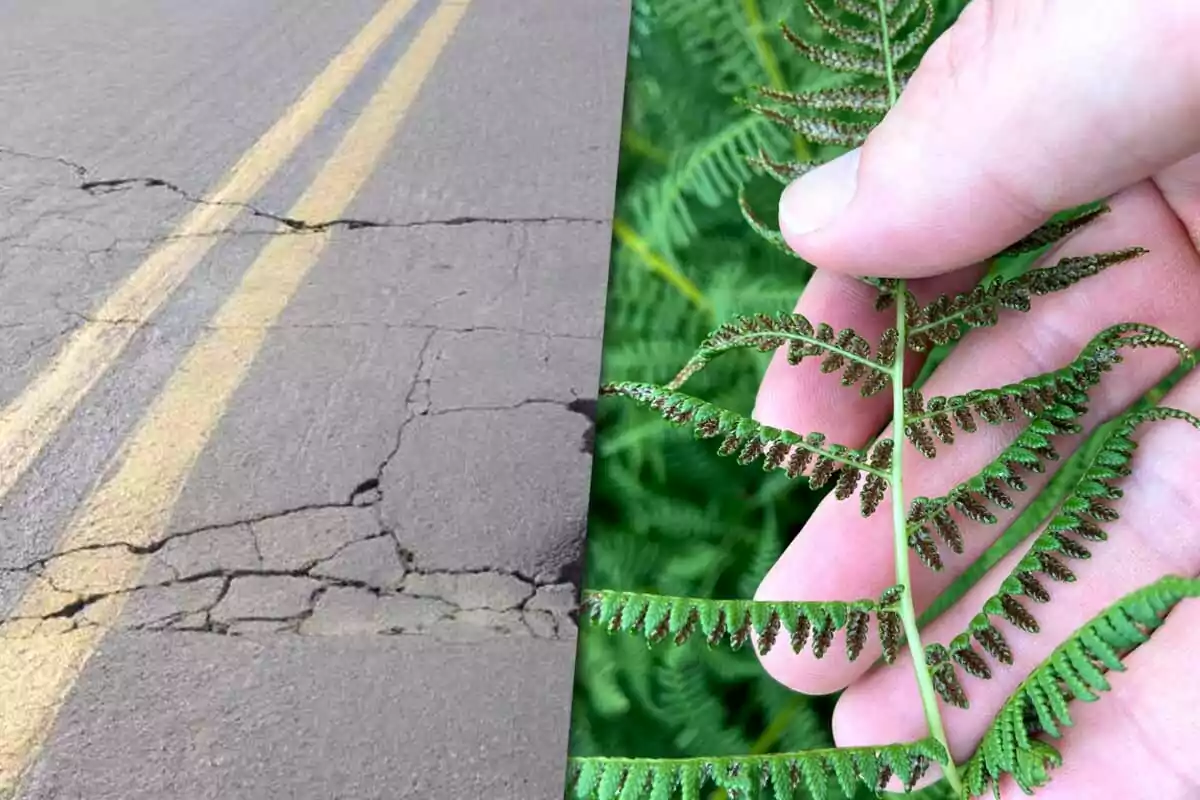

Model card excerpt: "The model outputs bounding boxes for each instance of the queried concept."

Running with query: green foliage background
[566,1,969,796]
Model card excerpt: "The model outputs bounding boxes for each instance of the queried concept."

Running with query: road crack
[79,175,605,233]
[1,497,578,642]
[0,144,89,178]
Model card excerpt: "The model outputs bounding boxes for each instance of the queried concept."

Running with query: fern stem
[891,284,963,795]
[873,3,961,786]
[877,0,900,104]
[612,218,713,315]
[668,328,890,389]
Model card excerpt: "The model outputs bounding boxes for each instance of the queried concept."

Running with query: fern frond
[734,3,938,257]
[925,643,971,709]
[581,586,904,659]
[889,0,931,35]
[599,381,895,516]
[889,0,935,62]
[780,21,889,79]
[902,323,1191,455]
[776,0,933,81]
[746,146,818,183]
[668,311,899,396]
[751,84,892,115]
[742,100,874,147]
[805,0,884,49]
[737,187,802,259]
[828,0,900,28]
[628,113,791,251]
[901,326,1190,571]
[963,575,1200,798]
[997,203,1110,258]
[905,248,1147,351]
[654,647,756,756]
[957,406,1200,672]
[567,737,949,799]
[656,0,780,95]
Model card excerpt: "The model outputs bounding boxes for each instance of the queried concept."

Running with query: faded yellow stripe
[0,0,421,508]
[0,0,471,788]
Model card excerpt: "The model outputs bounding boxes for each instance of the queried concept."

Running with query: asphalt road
[0,1,629,797]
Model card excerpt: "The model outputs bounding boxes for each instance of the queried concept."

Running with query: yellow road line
[0,0,471,788]
[0,0,421,509]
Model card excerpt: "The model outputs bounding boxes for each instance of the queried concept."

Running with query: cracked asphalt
[0,0,628,797]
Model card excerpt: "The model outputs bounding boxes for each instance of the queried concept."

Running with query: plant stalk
[873,5,963,792]
[612,218,713,316]
[890,285,963,795]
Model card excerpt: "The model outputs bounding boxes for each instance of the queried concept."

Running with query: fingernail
[779,148,861,238]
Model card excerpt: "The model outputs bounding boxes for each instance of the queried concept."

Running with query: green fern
[626,114,792,252]
[568,738,949,800]
[655,0,793,96]
[944,407,1200,687]
[583,586,905,661]
[963,576,1200,797]
[578,1,1200,798]
[600,381,895,518]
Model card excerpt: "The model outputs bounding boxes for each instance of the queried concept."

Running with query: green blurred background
[565,0,968,794]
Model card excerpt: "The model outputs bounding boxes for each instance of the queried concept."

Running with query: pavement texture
[0,0,630,797]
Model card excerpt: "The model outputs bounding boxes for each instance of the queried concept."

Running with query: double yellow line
[0,0,471,788]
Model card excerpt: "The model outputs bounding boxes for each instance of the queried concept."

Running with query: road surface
[0,1,629,796]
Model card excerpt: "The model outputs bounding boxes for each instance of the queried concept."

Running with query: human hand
[752,1,1200,796]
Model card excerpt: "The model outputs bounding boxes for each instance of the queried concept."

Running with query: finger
[755,178,1200,695]
[832,360,1200,773]
[777,0,1200,278]
[1154,151,1200,250]
[753,266,984,445]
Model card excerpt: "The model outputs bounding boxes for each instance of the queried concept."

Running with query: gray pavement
[0,0,629,796]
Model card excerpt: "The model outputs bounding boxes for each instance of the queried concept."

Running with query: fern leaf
[656,0,779,95]
[997,203,1110,258]
[901,326,1190,571]
[964,575,1200,798]
[780,21,890,79]
[654,647,755,757]
[667,312,899,396]
[628,113,791,251]
[906,247,1147,351]
[959,406,1200,674]
[566,738,949,799]
[902,323,1191,455]
[887,0,930,38]
[738,188,802,259]
[746,146,819,183]
[889,0,935,62]
[750,84,891,116]
[581,587,903,659]
[828,0,898,27]
[805,0,884,50]
[742,100,874,147]
[925,643,970,709]
[598,381,893,516]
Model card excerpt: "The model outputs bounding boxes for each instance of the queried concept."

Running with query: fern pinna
[569,2,1200,799]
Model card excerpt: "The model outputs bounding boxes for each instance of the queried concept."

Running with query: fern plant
[570,1,1200,798]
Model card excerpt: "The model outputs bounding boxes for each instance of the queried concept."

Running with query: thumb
[778,0,1200,278]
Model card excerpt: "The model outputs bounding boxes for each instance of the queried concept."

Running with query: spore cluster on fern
[569,2,1200,799]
